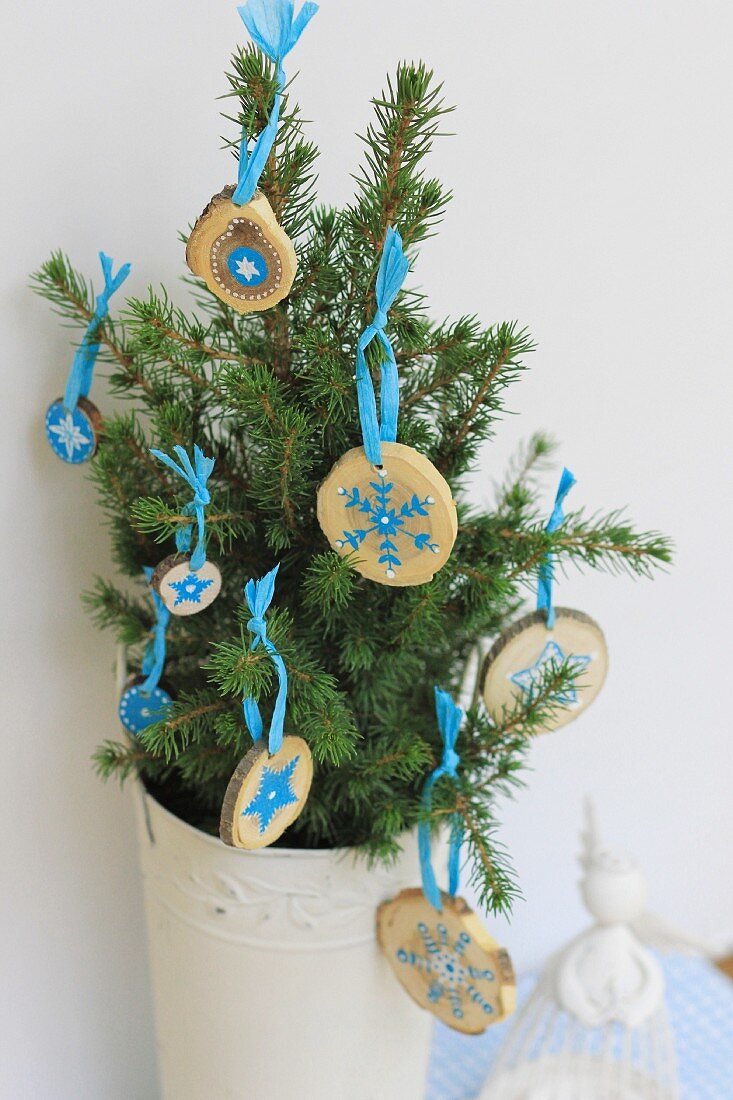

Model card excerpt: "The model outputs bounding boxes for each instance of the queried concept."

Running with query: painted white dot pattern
[211,218,283,302]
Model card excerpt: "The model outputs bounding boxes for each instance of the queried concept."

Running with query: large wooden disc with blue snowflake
[186,187,297,314]
[316,443,457,586]
[151,553,222,617]
[480,608,609,732]
[45,395,102,464]
[219,736,313,850]
[377,889,516,1034]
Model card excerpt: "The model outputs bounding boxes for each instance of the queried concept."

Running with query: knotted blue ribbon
[150,445,216,571]
[63,251,131,412]
[419,687,464,911]
[140,566,171,695]
[242,564,288,755]
[537,467,576,629]
[232,0,319,206]
[355,227,410,466]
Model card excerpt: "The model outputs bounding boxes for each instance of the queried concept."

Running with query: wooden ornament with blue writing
[219,735,313,850]
[316,443,457,586]
[118,676,173,735]
[45,395,101,464]
[377,889,516,1034]
[186,188,296,314]
[151,552,222,617]
[480,608,609,732]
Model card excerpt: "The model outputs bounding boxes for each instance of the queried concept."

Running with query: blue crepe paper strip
[232,0,318,206]
[536,467,576,630]
[140,566,171,695]
[150,445,216,571]
[355,227,410,466]
[63,252,131,412]
[242,564,288,755]
[419,687,465,912]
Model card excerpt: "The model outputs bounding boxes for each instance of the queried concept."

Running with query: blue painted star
[242,756,300,834]
[510,640,592,706]
[168,571,214,607]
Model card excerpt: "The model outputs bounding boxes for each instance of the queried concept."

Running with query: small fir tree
[32,53,670,913]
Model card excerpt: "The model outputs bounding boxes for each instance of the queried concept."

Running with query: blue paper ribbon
[536,467,576,629]
[63,251,131,412]
[242,564,288,755]
[232,0,319,206]
[418,686,465,912]
[140,566,171,695]
[150,445,216,571]
[355,228,410,466]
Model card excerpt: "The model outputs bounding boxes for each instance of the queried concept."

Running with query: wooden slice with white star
[219,735,313,850]
[118,676,173,736]
[316,443,457,587]
[151,553,222,617]
[45,395,102,464]
[377,889,516,1034]
[186,187,297,314]
[480,607,609,732]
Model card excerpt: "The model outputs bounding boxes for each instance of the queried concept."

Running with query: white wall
[2,1,731,1096]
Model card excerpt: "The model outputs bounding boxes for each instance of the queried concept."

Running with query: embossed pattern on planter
[135,787,436,952]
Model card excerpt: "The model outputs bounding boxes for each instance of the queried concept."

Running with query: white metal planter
[134,785,436,1099]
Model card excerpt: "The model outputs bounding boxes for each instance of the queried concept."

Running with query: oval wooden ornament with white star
[151,552,222,617]
[220,735,313,850]
[377,889,516,1034]
[45,395,102,464]
[480,608,609,732]
[186,187,296,314]
[317,443,457,586]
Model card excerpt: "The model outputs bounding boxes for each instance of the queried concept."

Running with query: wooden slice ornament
[377,889,516,1034]
[186,1,317,314]
[45,395,101,464]
[118,676,173,735]
[186,187,296,314]
[219,564,313,850]
[220,735,313,849]
[480,607,608,732]
[317,227,458,586]
[151,552,222,616]
[150,445,221,618]
[45,251,130,466]
[317,442,457,586]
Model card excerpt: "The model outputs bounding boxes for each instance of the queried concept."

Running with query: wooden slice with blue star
[186,187,296,314]
[118,676,174,736]
[219,736,313,850]
[316,443,457,587]
[480,607,609,733]
[45,395,102,464]
[377,889,516,1034]
[151,552,222,617]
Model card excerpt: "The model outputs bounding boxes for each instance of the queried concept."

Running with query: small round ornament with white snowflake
[186,2,317,314]
[317,228,457,586]
[220,565,313,850]
[118,565,174,736]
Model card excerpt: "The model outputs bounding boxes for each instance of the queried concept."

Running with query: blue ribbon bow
[140,566,171,695]
[63,251,131,412]
[418,686,465,911]
[150,445,216,571]
[536,467,576,629]
[232,0,319,206]
[242,564,288,755]
[355,227,410,466]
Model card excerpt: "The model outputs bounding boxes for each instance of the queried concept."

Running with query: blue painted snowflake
[510,640,592,706]
[396,921,497,1021]
[45,402,95,464]
[242,756,300,835]
[334,471,439,579]
[168,571,214,607]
